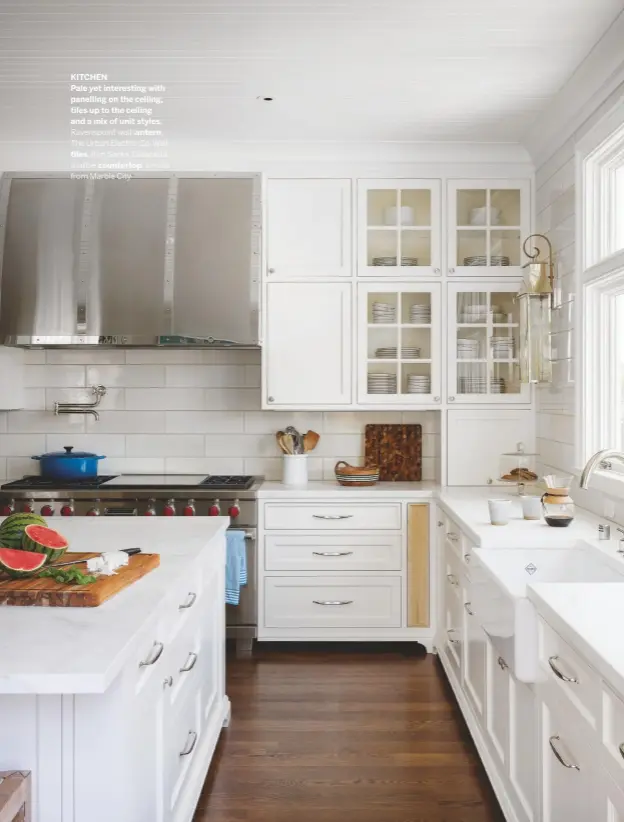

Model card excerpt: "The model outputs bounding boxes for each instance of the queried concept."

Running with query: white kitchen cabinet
[485,637,510,770]
[266,179,351,278]
[447,279,531,404]
[263,281,352,407]
[447,409,535,486]
[448,179,530,276]
[357,281,442,405]
[444,579,463,680]
[509,676,538,822]
[357,179,441,277]
[0,347,24,409]
[462,589,487,722]
[601,770,624,821]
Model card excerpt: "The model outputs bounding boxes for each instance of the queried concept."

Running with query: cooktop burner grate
[199,475,255,490]
[1,475,118,490]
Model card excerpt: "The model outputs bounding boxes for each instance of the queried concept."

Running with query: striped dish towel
[225,530,247,606]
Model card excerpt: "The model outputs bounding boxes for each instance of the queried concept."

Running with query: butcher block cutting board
[0,552,160,607]
[365,424,422,482]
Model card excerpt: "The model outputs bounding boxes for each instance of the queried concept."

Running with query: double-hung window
[579,104,624,493]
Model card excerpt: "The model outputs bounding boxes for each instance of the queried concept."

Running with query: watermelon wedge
[0,512,47,549]
[22,525,68,563]
[0,546,47,578]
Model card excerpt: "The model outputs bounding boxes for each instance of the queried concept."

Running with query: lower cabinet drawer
[264,533,402,572]
[163,685,202,818]
[264,576,402,628]
[263,502,402,530]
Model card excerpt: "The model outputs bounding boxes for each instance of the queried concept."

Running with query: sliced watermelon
[22,525,68,563]
[0,512,47,549]
[0,546,47,578]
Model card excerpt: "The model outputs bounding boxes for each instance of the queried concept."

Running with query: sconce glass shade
[518,293,552,384]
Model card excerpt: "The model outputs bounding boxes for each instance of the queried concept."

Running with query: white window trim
[577,97,624,498]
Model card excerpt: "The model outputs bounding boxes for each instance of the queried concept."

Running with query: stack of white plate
[491,337,515,359]
[371,302,396,323]
[457,338,480,359]
[401,347,421,359]
[491,378,506,394]
[458,376,487,394]
[463,255,510,266]
[374,347,398,359]
[458,304,487,323]
[406,375,431,394]
[409,304,431,323]
[372,256,419,266]
[368,373,397,393]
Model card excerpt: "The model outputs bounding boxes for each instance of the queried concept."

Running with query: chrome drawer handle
[549,735,580,770]
[447,629,459,645]
[313,600,353,606]
[446,573,459,587]
[139,641,164,668]
[312,551,353,557]
[179,730,198,757]
[497,656,508,671]
[464,602,474,616]
[312,514,353,520]
[179,652,198,673]
[179,592,197,610]
[447,532,459,542]
[548,655,579,684]
[619,742,624,760]
[464,553,471,563]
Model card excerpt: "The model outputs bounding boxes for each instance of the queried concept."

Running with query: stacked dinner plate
[409,304,431,324]
[457,338,480,359]
[371,302,396,323]
[334,461,380,487]
[406,375,431,394]
[463,255,511,266]
[374,346,398,359]
[458,376,506,394]
[458,303,487,323]
[368,372,397,393]
[491,378,506,394]
[491,337,515,359]
[401,347,421,359]
[372,256,419,266]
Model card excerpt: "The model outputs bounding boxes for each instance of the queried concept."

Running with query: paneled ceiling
[0,0,623,144]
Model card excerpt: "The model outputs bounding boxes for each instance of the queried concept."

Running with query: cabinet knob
[267,396,274,403]
[449,396,455,402]
[433,395,440,402]
[268,267,275,274]
[449,267,456,274]
[434,267,440,274]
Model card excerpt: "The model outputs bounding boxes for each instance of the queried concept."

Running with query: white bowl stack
[458,303,487,323]
[367,372,397,394]
[409,303,431,324]
[457,338,480,359]
[491,336,515,359]
[406,375,431,394]
[371,302,396,324]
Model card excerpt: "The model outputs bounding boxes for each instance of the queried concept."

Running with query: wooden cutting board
[0,552,160,607]
[364,424,422,481]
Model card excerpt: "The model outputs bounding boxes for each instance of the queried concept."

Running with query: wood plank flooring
[194,644,505,822]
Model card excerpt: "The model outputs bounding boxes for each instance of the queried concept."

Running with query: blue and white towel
[225,530,247,606]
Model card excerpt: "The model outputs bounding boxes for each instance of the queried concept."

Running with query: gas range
[0,474,261,521]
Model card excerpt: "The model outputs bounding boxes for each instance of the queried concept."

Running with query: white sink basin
[470,546,624,682]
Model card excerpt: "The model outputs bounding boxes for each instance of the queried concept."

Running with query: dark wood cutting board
[0,552,160,607]
[365,424,422,481]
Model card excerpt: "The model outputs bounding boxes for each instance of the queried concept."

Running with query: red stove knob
[0,499,15,517]
[183,499,196,517]
[144,498,157,516]
[163,499,176,517]
[228,499,241,519]
[60,500,75,517]
[208,499,220,516]
[40,504,54,517]
[22,500,35,514]
[86,502,101,516]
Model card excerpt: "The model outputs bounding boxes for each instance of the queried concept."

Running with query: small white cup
[521,495,542,521]
[488,498,512,526]
[282,454,308,486]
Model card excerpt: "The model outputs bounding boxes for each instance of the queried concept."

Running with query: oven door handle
[228,528,256,541]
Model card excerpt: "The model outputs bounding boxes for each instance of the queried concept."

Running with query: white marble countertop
[257,480,439,498]
[0,517,229,695]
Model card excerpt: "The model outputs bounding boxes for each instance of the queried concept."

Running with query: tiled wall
[0,349,441,483]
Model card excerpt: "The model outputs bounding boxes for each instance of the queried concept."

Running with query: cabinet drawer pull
[464,553,471,563]
[179,592,197,610]
[313,600,353,606]
[464,602,474,616]
[179,652,198,673]
[446,573,459,587]
[446,532,459,542]
[548,655,579,684]
[163,675,173,688]
[312,551,353,557]
[447,629,459,645]
[497,656,508,671]
[179,730,198,757]
[312,514,353,520]
[139,641,164,668]
[549,735,580,770]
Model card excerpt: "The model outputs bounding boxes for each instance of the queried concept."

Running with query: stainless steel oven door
[226,528,257,645]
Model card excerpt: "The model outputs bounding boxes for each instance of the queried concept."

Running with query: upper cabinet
[266,179,352,279]
[357,180,441,277]
[448,180,530,276]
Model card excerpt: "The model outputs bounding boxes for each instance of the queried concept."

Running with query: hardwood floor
[194,644,505,822]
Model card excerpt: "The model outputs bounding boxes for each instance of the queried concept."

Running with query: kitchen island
[0,517,230,822]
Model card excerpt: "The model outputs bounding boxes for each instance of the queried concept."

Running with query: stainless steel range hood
[0,173,261,347]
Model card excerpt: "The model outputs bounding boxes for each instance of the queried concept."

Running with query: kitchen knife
[48,547,142,569]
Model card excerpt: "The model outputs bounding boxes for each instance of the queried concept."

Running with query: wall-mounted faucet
[54,385,107,421]
[580,449,624,489]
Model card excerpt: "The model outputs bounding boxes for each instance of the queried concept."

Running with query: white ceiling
[0,0,623,144]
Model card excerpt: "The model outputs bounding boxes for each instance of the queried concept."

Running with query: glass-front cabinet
[357,282,441,405]
[447,281,531,404]
[448,180,530,276]
[357,180,441,276]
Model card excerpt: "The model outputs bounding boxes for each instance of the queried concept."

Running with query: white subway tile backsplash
[101,457,165,474]
[0,414,7,434]
[244,365,261,388]
[125,388,205,411]
[6,457,35,480]
[22,350,46,365]
[0,434,47,457]
[166,411,244,434]
[87,365,165,388]
[164,457,244,474]
[165,365,247,388]
[204,388,260,411]
[86,411,166,434]
[45,434,126,457]
[46,387,126,410]
[203,349,261,365]
[47,350,125,365]
[244,411,324,434]
[126,435,204,458]
[24,365,86,388]
[0,458,8,479]
[203,434,274,458]
[22,389,46,411]
[315,434,364,457]
[126,349,205,365]
[8,411,85,435]
[322,411,402,433]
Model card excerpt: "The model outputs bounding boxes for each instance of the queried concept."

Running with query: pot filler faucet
[580,449,624,489]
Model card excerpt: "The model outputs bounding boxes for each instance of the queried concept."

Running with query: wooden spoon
[280,432,296,455]
[275,431,289,454]
[303,430,320,452]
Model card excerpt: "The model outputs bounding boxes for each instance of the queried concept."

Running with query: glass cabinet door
[448,282,531,404]
[448,180,530,275]
[358,180,441,276]
[358,282,441,405]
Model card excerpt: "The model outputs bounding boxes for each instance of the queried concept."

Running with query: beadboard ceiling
[0,0,623,144]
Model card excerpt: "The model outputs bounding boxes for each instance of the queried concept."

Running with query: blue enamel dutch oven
[32,446,106,480]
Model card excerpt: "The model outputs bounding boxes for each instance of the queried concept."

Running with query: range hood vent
[0,173,261,347]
